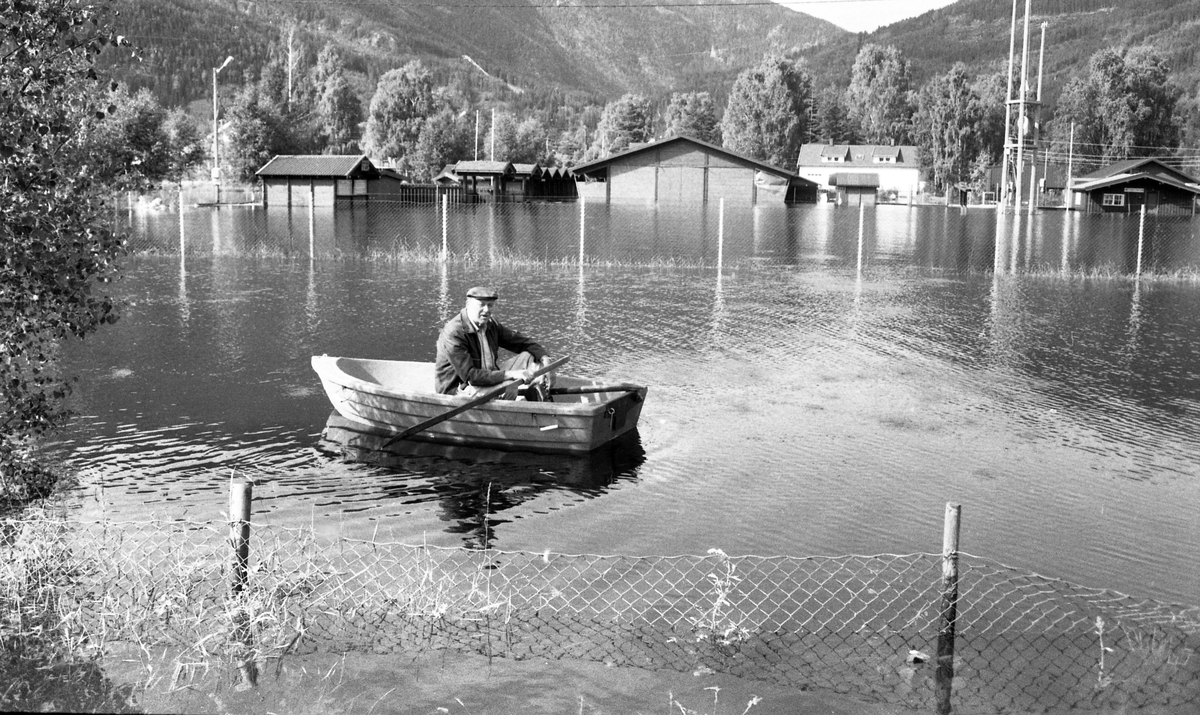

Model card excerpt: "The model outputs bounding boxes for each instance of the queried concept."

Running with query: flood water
[53,201,1200,607]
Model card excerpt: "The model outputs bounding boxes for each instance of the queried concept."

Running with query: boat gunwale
[312,355,646,416]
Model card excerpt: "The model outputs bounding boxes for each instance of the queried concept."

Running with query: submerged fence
[3,491,1198,714]
[116,196,1200,277]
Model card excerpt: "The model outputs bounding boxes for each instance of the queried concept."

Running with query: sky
[773,0,960,34]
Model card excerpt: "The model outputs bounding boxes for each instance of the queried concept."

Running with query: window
[821,156,843,163]
[1102,193,1125,207]
[874,156,895,163]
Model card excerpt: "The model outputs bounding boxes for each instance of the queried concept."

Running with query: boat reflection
[317,412,646,548]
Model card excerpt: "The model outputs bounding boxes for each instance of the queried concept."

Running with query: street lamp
[212,55,234,198]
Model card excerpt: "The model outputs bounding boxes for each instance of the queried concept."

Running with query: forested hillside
[804,0,1200,108]
[105,0,842,112]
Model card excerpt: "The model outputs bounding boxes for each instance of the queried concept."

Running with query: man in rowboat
[434,286,554,400]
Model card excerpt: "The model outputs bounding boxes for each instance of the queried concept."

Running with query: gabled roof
[455,160,514,177]
[797,144,920,168]
[571,135,808,182]
[256,154,374,178]
[830,173,881,188]
[820,145,851,160]
[512,163,542,178]
[1076,157,1198,185]
[433,164,460,184]
[1072,171,1200,195]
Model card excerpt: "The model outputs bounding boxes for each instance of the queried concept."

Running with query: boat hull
[311,356,647,454]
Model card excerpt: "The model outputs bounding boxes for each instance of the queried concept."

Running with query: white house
[796,144,923,202]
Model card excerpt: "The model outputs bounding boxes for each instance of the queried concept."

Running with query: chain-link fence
[3,505,1198,713]
[115,197,1200,277]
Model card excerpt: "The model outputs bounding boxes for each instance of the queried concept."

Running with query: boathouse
[255,155,405,207]
[1069,158,1200,215]
[796,144,922,202]
[570,135,817,205]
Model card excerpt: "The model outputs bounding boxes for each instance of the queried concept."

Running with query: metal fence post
[441,193,449,261]
[717,197,725,272]
[229,477,252,595]
[936,502,962,714]
[579,195,586,264]
[1135,202,1145,276]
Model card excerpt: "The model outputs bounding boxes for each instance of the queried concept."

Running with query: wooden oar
[381,355,569,449]
[548,383,641,396]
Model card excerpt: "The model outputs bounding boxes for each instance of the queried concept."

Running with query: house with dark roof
[796,144,922,202]
[571,135,817,204]
[1068,158,1200,215]
[255,155,405,207]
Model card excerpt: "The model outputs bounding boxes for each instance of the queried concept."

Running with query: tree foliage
[408,108,473,181]
[813,85,857,145]
[588,93,653,158]
[1,0,134,498]
[363,61,437,166]
[485,112,549,164]
[162,107,207,185]
[313,43,363,153]
[913,63,986,193]
[1050,46,1184,166]
[720,54,811,170]
[664,91,720,145]
[83,86,170,191]
[846,44,914,145]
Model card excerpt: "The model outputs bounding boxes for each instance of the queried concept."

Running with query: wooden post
[579,195,586,264]
[1136,203,1145,276]
[717,197,725,272]
[856,200,865,274]
[229,478,252,595]
[936,502,962,715]
[441,193,448,261]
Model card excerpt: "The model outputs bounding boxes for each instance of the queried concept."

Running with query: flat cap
[466,286,498,300]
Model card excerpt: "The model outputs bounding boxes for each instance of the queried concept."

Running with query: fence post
[579,195,586,264]
[936,502,962,714]
[717,197,725,272]
[441,193,449,261]
[856,200,866,275]
[229,477,252,595]
[1135,203,1145,276]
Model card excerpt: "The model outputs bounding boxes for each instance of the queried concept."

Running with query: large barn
[571,136,817,205]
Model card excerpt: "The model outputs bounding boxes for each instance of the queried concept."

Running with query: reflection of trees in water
[320,417,645,549]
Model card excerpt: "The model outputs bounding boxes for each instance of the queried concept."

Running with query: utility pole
[1028,20,1047,215]
[1013,0,1033,212]
[999,0,1019,208]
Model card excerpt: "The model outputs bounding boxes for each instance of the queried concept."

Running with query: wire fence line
[115,197,1200,277]
[3,506,1198,713]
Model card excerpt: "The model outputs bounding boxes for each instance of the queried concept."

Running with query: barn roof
[571,135,808,183]
[256,154,374,178]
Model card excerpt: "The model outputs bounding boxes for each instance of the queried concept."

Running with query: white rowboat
[311,355,647,454]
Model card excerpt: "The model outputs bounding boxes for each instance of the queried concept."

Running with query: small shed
[256,155,403,208]
[829,173,881,206]
[1069,158,1200,215]
[571,135,817,205]
[454,160,515,201]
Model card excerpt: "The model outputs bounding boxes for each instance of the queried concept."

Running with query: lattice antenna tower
[1000,0,1047,210]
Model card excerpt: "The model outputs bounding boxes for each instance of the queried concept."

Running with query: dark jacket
[434,309,547,394]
